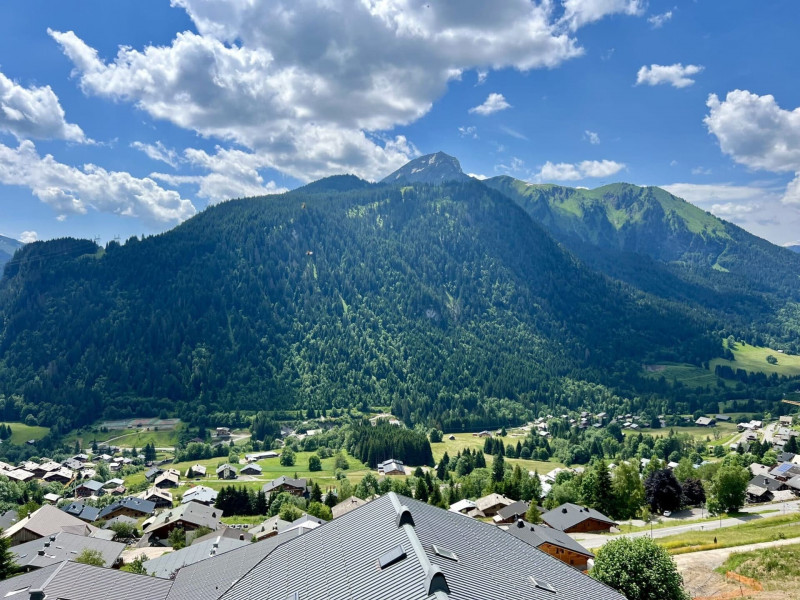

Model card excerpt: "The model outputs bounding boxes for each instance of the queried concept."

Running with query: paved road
[572,500,800,548]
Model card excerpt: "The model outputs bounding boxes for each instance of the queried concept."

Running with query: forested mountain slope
[0,235,22,270]
[0,179,717,433]
[484,176,800,349]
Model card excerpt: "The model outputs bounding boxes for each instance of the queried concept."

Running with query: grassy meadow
[643,362,730,389]
[5,422,50,445]
[711,341,800,377]
[431,431,563,475]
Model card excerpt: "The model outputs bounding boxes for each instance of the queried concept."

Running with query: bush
[334,453,349,470]
[308,455,322,472]
[307,501,333,521]
[278,503,303,522]
[74,548,105,567]
[280,447,296,467]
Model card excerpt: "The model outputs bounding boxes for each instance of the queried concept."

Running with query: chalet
[508,518,595,571]
[99,497,156,520]
[377,458,405,476]
[75,479,105,498]
[143,501,222,543]
[332,496,368,519]
[62,458,83,471]
[42,493,61,505]
[216,464,238,479]
[747,475,785,503]
[73,453,90,463]
[261,476,308,497]
[247,515,291,541]
[780,415,794,426]
[240,463,262,476]
[769,462,800,482]
[145,466,163,482]
[476,430,492,437]
[2,505,101,546]
[541,503,618,533]
[750,463,771,478]
[785,475,800,494]
[777,452,797,464]
[154,471,180,489]
[215,427,232,438]
[182,485,219,506]
[695,416,715,427]
[166,492,626,600]
[448,499,477,515]
[493,500,531,524]
[143,487,174,509]
[4,468,35,483]
[187,464,207,477]
[61,501,101,523]
[474,493,513,517]
[715,414,732,422]
[42,467,74,485]
[11,531,124,572]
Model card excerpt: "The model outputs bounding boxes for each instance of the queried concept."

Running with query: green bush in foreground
[591,537,689,600]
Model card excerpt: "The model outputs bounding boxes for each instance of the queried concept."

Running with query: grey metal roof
[220,492,625,600]
[748,475,785,491]
[496,501,530,521]
[145,536,251,578]
[18,560,174,600]
[0,509,19,530]
[541,503,617,531]
[104,515,139,529]
[62,502,101,522]
[182,486,218,505]
[77,479,105,491]
[4,505,99,540]
[261,476,307,494]
[167,534,289,600]
[98,496,156,519]
[11,531,125,569]
[506,520,594,558]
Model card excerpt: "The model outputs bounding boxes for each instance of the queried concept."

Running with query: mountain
[0,179,718,434]
[787,245,800,254]
[483,176,800,348]
[381,152,470,185]
[0,235,23,270]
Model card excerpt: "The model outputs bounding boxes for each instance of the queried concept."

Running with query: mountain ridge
[0,235,23,270]
[381,152,471,185]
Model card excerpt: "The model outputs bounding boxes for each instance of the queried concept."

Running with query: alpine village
[1,2,800,600]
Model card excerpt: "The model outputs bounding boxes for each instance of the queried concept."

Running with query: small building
[332,496,368,519]
[215,427,232,438]
[181,485,218,506]
[507,519,594,570]
[62,501,101,523]
[448,499,477,515]
[244,451,278,462]
[154,471,180,489]
[143,502,222,543]
[4,468,35,483]
[145,467,163,482]
[240,463,262,476]
[99,497,156,521]
[262,476,308,497]
[216,464,238,480]
[185,464,207,478]
[474,493,513,518]
[247,515,290,541]
[377,458,405,476]
[75,479,105,498]
[541,503,617,533]
[493,500,530,524]
[42,493,61,505]
[715,415,732,422]
[780,415,794,426]
[42,467,74,486]
[695,416,715,427]
[746,475,785,503]
[142,487,173,509]
[2,505,100,546]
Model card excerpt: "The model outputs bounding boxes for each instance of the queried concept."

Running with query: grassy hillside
[6,422,50,445]
[643,363,732,389]
[711,341,800,377]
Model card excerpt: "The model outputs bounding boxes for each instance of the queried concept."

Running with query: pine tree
[492,452,505,484]
[0,533,15,579]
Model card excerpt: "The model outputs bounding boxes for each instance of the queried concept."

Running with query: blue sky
[2,0,800,246]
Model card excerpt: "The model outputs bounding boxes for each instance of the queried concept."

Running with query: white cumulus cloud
[0,140,195,224]
[469,93,511,116]
[561,0,645,30]
[705,90,800,206]
[48,0,584,182]
[536,159,625,181]
[636,63,704,88]
[19,231,37,243]
[0,70,87,142]
[131,141,179,168]
[648,11,673,28]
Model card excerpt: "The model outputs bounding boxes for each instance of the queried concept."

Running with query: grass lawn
[711,341,800,378]
[615,510,779,534]
[637,422,738,444]
[643,362,731,389]
[656,513,800,555]
[5,422,50,445]
[718,541,800,587]
[64,425,185,449]
[431,431,563,475]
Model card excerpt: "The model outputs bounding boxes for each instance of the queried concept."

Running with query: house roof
[217,492,625,600]
[182,486,219,505]
[62,502,101,522]
[216,463,238,474]
[98,496,156,519]
[507,519,594,559]
[0,509,19,530]
[145,536,250,578]
[11,531,125,569]
[240,463,262,473]
[496,501,530,521]
[541,503,617,531]
[447,499,476,514]
[247,516,291,539]
[748,475,784,492]
[0,560,173,600]
[769,462,800,478]
[261,476,307,493]
[144,487,174,501]
[474,493,513,512]
[167,534,288,600]
[777,452,797,463]
[332,496,368,519]
[3,505,100,540]
[77,479,105,492]
[104,515,139,529]
[145,501,222,535]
